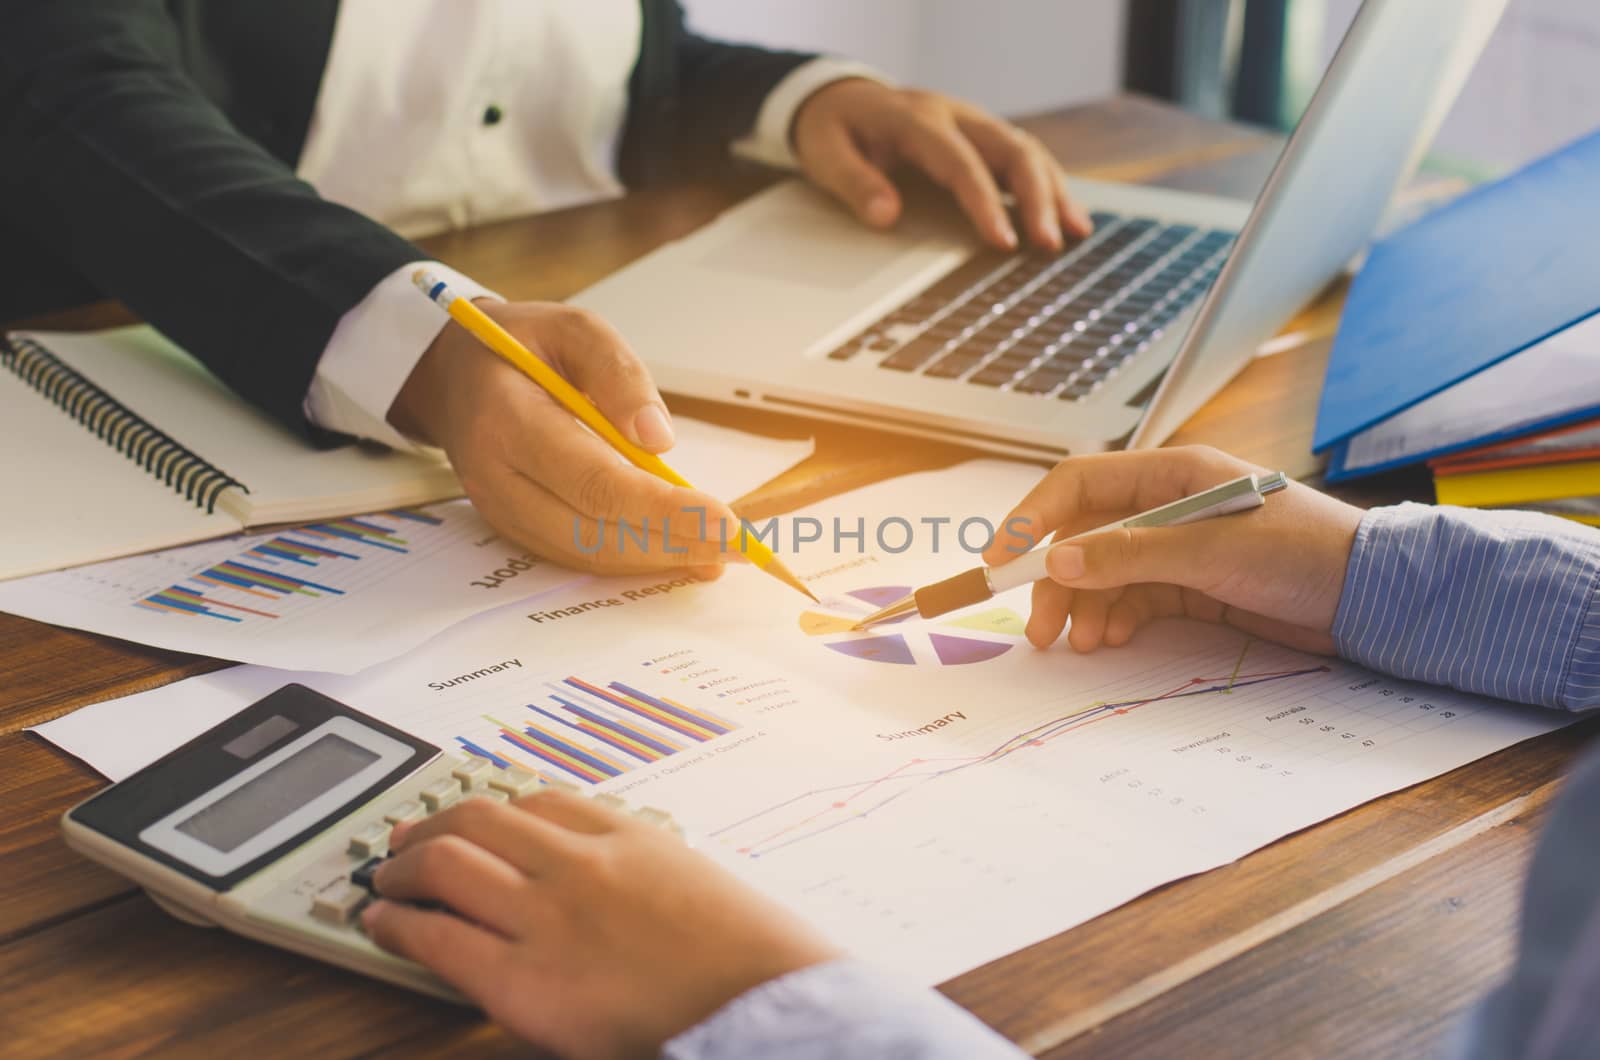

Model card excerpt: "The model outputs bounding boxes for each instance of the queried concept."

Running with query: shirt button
[482,104,504,126]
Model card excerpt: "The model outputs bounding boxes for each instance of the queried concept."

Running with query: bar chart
[134,510,443,622]
[0,496,594,671]
[460,674,739,784]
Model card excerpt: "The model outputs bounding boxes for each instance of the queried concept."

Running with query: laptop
[571,0,1508,460]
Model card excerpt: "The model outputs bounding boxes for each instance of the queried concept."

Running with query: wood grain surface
[5,94,1587,1059]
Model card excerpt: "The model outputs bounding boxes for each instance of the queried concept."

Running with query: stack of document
[1314,127,1600,489]
[1430,416,1600,524]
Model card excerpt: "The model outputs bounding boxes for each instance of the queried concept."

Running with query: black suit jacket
[0,1,810,433]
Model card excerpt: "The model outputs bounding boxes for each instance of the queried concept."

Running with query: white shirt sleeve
[303,261,502,451]
[732,57,894,171]
[663,958,1024,1060]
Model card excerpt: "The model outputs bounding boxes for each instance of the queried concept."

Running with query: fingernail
[1047,544,1085,580]
[632,405,674,451]
[866,192,897,226]
[1043,217,1063,250]
[1072,204,1094,235]
[361,901,384,928]
[999,219,1019,250]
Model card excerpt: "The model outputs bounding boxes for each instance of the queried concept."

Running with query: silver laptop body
[572,0,1507,460]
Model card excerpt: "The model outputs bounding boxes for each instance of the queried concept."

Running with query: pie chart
[798,585,1026,666]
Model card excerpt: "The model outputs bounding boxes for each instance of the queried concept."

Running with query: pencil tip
[767,559,816,602]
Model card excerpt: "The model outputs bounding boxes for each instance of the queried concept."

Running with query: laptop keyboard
[826,212,1235,402]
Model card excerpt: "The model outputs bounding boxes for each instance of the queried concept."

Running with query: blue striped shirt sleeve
[1331,503,1600,711]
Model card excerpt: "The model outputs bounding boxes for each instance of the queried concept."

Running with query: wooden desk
[4,95,1593,1058]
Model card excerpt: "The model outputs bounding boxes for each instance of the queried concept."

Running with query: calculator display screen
[175,734,380,853]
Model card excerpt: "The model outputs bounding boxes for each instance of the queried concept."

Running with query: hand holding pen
[972,448,1365,655]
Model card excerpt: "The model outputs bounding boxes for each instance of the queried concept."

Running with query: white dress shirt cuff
[732,57,893,171]
[304,261,502,451]
[663,958,1023,1060]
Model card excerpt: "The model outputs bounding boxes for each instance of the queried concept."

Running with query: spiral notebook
[1,326,462,580]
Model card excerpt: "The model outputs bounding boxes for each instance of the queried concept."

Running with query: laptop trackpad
[692,200,913,291]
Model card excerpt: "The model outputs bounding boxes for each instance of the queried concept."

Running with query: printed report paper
[36,461,1569,985]
[0,417,811,673]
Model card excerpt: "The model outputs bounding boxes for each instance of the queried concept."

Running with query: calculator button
[474,787,510,803]
[592,793,627,813]
[543,778,581,796]
[350,856,387,894]
[348,821,391,860]
[487,766,542,798]
[311,880,366,925]
[419,778,461,813]
[382,800,424,826]
[451,756,494,792]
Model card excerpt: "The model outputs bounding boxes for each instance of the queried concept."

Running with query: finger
[390,796,579,878]
[465,456,739,574]
[1054,170,1094,239]
[497,381,738,530]
[798,118,903,228]
[1066,589,1115,653]
[362,899,512,1000]
[372,834,531,935]
[512,789,633,836]
[453,352,740,540]
[1010,146,1066,251]
[1103,584,1183,647]
[532,306,675,452]
[1047,521,1232,596]
[958,119,1062,250]
[1026,578,1072,649]
[982,447,1250,566]
[898,118,1017,249]
[1103,594,1144,647]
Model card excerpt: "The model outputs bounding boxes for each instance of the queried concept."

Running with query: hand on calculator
[362,788,840,1059]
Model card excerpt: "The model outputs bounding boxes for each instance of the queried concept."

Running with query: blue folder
[1312,127,1600,457]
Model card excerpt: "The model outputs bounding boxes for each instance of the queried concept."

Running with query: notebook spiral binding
[1,336,247,513]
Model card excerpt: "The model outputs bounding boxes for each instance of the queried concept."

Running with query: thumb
[802,120,902,228]
[542,306,675,453]
[1045,526,1213,593]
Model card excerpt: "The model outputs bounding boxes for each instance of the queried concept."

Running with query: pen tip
[850,595,919,631]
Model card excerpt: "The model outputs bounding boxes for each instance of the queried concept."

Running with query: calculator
[61,683,681,1000]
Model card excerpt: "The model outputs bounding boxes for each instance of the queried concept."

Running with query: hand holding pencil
[396,273,813,598]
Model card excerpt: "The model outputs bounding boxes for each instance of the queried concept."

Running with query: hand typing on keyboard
[792,79,1093,252]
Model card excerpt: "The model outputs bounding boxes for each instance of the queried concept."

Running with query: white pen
[851,471,1291,630]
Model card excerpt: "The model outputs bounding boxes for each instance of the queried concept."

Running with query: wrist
[790,76,883,149]
[388,299,497,446]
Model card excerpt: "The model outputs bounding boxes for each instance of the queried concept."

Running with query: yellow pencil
[413,270,816,602]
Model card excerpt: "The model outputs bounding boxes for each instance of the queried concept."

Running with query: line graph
[709,652,1330,859]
